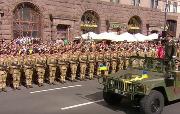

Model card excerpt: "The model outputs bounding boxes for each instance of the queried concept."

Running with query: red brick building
[0,0,165,42]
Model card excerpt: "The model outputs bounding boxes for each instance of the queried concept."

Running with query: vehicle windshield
[128,56,164,73]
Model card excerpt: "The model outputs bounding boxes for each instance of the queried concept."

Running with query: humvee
[99,56,180,114]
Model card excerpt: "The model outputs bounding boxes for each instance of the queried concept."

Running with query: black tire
[103,91,122,105]
[140,90,164,114]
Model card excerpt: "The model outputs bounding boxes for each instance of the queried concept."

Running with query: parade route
[0,79,180,114]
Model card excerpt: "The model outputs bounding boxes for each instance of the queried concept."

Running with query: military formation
[0,39,180,93]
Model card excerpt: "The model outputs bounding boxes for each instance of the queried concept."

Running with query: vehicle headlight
[110,80,114,85]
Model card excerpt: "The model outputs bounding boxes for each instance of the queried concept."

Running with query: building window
[110,0,120,3]
[128,16,142,34]
[132,0,140,6]
[167,20,177,37]
[13,2,41,39]
[173,2,177,13]
[166,1,171,12]
[81,10,99,34]
[57,24,70,39]
[151,0,158,8]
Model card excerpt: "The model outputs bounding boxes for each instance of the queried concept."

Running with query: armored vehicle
[99,56,180,114]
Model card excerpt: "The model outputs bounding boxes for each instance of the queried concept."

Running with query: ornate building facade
[0,0,165,41]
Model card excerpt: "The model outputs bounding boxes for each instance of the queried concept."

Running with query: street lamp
[164,0,168,32]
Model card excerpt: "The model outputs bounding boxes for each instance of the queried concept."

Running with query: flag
[98,64,108,71]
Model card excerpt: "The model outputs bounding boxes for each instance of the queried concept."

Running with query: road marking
[61,99,104,110]
[30,85,82,94]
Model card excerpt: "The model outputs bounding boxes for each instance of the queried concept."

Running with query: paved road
[0,79,180,114]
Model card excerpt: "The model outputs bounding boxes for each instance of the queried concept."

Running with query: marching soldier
[124,51,130,69]
[58,51,69,83]
[117,49,124,70]
[104,49,111,76]
[47,53,57,85]
[79,49,88,80]
[111,49,118,74]
[0,54,8,92]
[87,49,96,80]
[10,54,22,90]
[35,52,46,87]
[23,54,34,88]
[69,50,79,82]
[96,50,104,77]
[139,49,145,68]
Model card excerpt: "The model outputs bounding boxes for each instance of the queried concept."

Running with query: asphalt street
[0,79,180,114]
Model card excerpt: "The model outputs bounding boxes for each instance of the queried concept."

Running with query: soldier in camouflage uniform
[104,49,111,76]
[58,51,69,83]
[111,49,118,74]
[47,53,57,85]
[23,54,34,88]
[87,49,96,80]
[124,51,130,69]
[35,53,46,87]
[0,54,8,92]
[10,54,21,90]
[96,50,104,76]
[117,49,124,70]
[69,50,79,81]
[79,49,88,80]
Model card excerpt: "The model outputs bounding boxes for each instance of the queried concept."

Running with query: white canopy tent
[74,32,98,39]
[147,33,159,40]
[113,32,137,42]
[74,32,159,42]
[94,32,118,40]
[134,33,149,41]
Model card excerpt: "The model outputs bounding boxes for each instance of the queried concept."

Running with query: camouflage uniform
[69,51,79,81]
[117,50,124,70]
[96,51,104,76]
[79,51,87,80]
[35,54,46,86]
[111,51,118,74]
[10,55,21,90]
[47,53,57,85]
[88,51,96,79]
[0,55,7,92]
[139,50,145,68]
[124,51,130,69]
[23,54,34,88]
[58,52,69,83]
[104,51,111,76]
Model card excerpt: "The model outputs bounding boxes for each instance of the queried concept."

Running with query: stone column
[51,25,57,41]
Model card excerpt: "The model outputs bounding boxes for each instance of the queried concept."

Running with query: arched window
[13,2,41,39]
[128,16,142,34]
[81,10,99,34]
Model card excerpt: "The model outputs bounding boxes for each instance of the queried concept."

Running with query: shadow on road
[84,91,140,114]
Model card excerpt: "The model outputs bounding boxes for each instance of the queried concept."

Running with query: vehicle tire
[140,90,164,114]
[103,91,122,105]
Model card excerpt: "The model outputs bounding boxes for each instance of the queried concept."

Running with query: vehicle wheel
[103,91,122,105]
[140,90,164,114]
